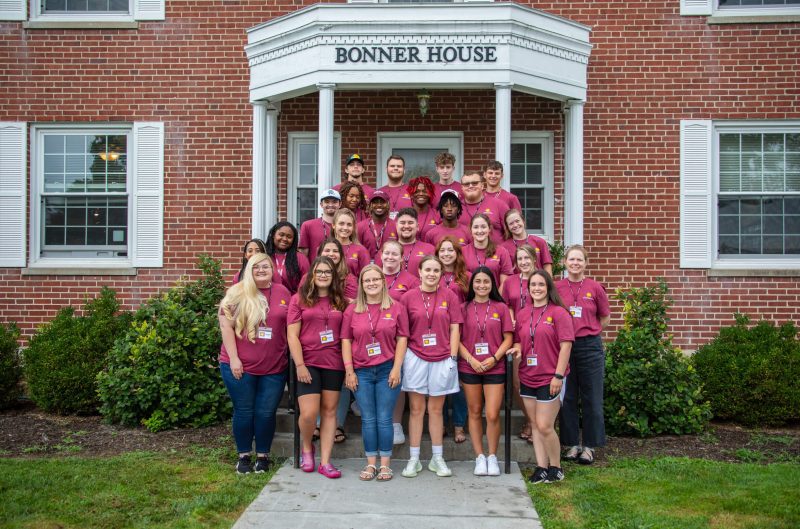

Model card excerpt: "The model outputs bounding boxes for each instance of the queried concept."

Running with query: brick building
[1,1,798,349]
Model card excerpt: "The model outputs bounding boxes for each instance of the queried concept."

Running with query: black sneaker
[236,455,253,474]
[254,456,271,473]
[546,466,564,483]
[529,466,548,484]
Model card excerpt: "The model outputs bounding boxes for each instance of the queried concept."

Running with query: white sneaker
[473,454,488,476]
[428,454,452,477]
[401,458,422,478]
[350,401,361,417]
[486,454,501,476]
[393,423,405,445]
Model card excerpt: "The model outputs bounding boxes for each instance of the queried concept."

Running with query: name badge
[389,211,398,220]
[526,355,538,367]
[319,329,334,344]
[422,333,437,347]
[474,343,490,356]
[258,327,272,340]
[570,306,583,318]
[366,342,383,357]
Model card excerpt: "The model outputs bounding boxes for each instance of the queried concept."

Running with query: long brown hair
[470,213,496,258]
[528,269,567,310]
[435,236,469,295]
[298,256,347,311]
[317,237,350,284]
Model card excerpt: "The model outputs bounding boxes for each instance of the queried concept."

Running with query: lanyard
[528,303,549,355]
[473,245,488,268]
[568,279,584,305]
[463,196,485,218]
[365,303,380,341]
[402,241,417,271]
[473,300,492,341]
[443,272,455,289]
[273,253,285,277]
[261,287,272,324]
[386,270,402,291]
[512,236,529,249]
[418,207,433,229]
[420,288,439,333]
[320,297,331,331]
[519,274,528,310]
[368,218,387,253]
[320,218,330,239]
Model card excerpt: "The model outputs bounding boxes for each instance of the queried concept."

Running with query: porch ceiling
[245,3,592,103]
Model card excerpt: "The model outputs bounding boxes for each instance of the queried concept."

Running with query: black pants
[559,334,606,448]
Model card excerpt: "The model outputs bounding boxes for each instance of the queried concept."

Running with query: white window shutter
[134,0,165,20]
[680,0,713,16]
[132,122,164,268]
[680,120,713,269]
[0,0,25,21]
[0,122,26,268]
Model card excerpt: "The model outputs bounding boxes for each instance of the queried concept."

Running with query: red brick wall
[1,1,798,347]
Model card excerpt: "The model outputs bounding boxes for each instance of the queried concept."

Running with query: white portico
[245,3,591,244]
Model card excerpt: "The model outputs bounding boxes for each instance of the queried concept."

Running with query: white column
[317,83,336,201]
[264,103,280,234]
[564,100,585,246]
[252,102,267,239]
[494,83,512,191]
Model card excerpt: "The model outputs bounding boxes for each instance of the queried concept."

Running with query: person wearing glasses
[288,256,348,479]
[342,265,409,482]
[219,253,291,474]
[458,172,508,244]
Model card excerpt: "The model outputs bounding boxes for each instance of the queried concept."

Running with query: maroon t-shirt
[459,301,513,376]
[378,185,413,215]
[299,217,333,262]
[384,270,421,301]
[271,252,309,294]
[415,207,441,241]
[401,287,464,362]
[375,240,436,277]
[341,302,410,368]
[500,235,553,272]
[459,195,509,244]
[439,273,467,305]
[485,188,522,212]
[556,277,610,338]
[433,181,462,208]
[341,242,371,278]
[287,294,345,371]
[461,243,513,285]
[513,304,574,388]
[501,273,532,315]
[424,223,472,247]
[357,217,398,258]
[219,284,292,376]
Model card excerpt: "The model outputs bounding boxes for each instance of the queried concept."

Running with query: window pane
[44,0,128,12]
[391,148,440,183]
[510,141,546,234]
[717,196,798,256]
[43,196,127,249]
[510,144,525,164]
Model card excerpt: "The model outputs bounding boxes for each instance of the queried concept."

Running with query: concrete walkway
[233,458,542,529]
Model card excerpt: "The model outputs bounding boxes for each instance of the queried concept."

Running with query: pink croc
[318,463,342,479]
[300,445,315,473]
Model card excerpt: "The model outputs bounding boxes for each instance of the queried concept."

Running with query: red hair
[406,176,435,203]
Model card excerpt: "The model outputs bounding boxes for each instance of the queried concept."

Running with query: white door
[377,132,463,186]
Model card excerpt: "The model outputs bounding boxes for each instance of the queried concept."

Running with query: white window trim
[680,119,800,271]
[680,0,800,18]
[24,0,164,23]
[287,132,341,226]
[28,122,164,270]
[376,131,464,188]
[511,131,554,242]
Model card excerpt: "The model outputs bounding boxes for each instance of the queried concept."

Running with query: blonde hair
[220,253,272,343]
[564,244,588,262]
[333,208,360,245]
[355,264,393,313]
[515,244,539,275]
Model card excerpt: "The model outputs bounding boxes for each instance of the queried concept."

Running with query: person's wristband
[344,361,353,368]
[295,363,305,368]
[553,373,564,380]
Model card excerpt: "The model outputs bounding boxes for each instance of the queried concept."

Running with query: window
[718,0,800,8]
[26,123,164,269]
[287,133,341,227]
[680,0,800,17]
[377,132,463,186]
[680,120,800,270]
[510,132,554,239]
[41,0,129,15]
[0,0,165,23]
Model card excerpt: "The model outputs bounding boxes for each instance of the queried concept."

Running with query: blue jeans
[559,334,607,448]
[353,360,401,457]
[220,363,287,454]
[445,387,467,428]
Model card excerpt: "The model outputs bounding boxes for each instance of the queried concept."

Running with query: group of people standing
[218,151,610,485]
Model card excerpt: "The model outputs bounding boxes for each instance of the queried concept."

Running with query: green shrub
[692,314,800,427]
[0,322,22,409]
[604,279,711,437]
[548,240,566,277]
[97,256,230,432]
[24,288,130,414]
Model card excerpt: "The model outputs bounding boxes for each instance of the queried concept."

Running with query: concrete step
[268,432,537,462]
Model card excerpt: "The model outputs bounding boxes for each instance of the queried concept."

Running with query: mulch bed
[2,400,798,463]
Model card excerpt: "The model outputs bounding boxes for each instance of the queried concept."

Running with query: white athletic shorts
[401,349,459,396]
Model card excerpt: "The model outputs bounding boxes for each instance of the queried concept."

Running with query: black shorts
[459,372,506,385]
[296,365,345,396]
[519,381,566,403]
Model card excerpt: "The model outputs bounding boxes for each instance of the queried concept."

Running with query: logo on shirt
[535,247,540,253]
[280,299,287,305]
[439,301,448,309]
[484,208,492,213]
[396,284,406,290]
[351,253,358,259]
[490,254,499,260]
[545,316,554,325]
[384,313,394,320]
[390,232,396,237]
[458,238,465,243]
[417,251,425,256]
[586,292,592,298]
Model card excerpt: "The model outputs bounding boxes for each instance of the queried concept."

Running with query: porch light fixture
[417,89,430,117]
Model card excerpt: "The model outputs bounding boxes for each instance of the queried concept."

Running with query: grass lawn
[529,457,800,529]
[0,447,274,529]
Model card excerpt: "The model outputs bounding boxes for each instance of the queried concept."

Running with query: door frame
[376,132,464,187]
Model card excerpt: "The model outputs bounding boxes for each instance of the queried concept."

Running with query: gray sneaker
[428,454,452,477]
[401,458,422,478]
